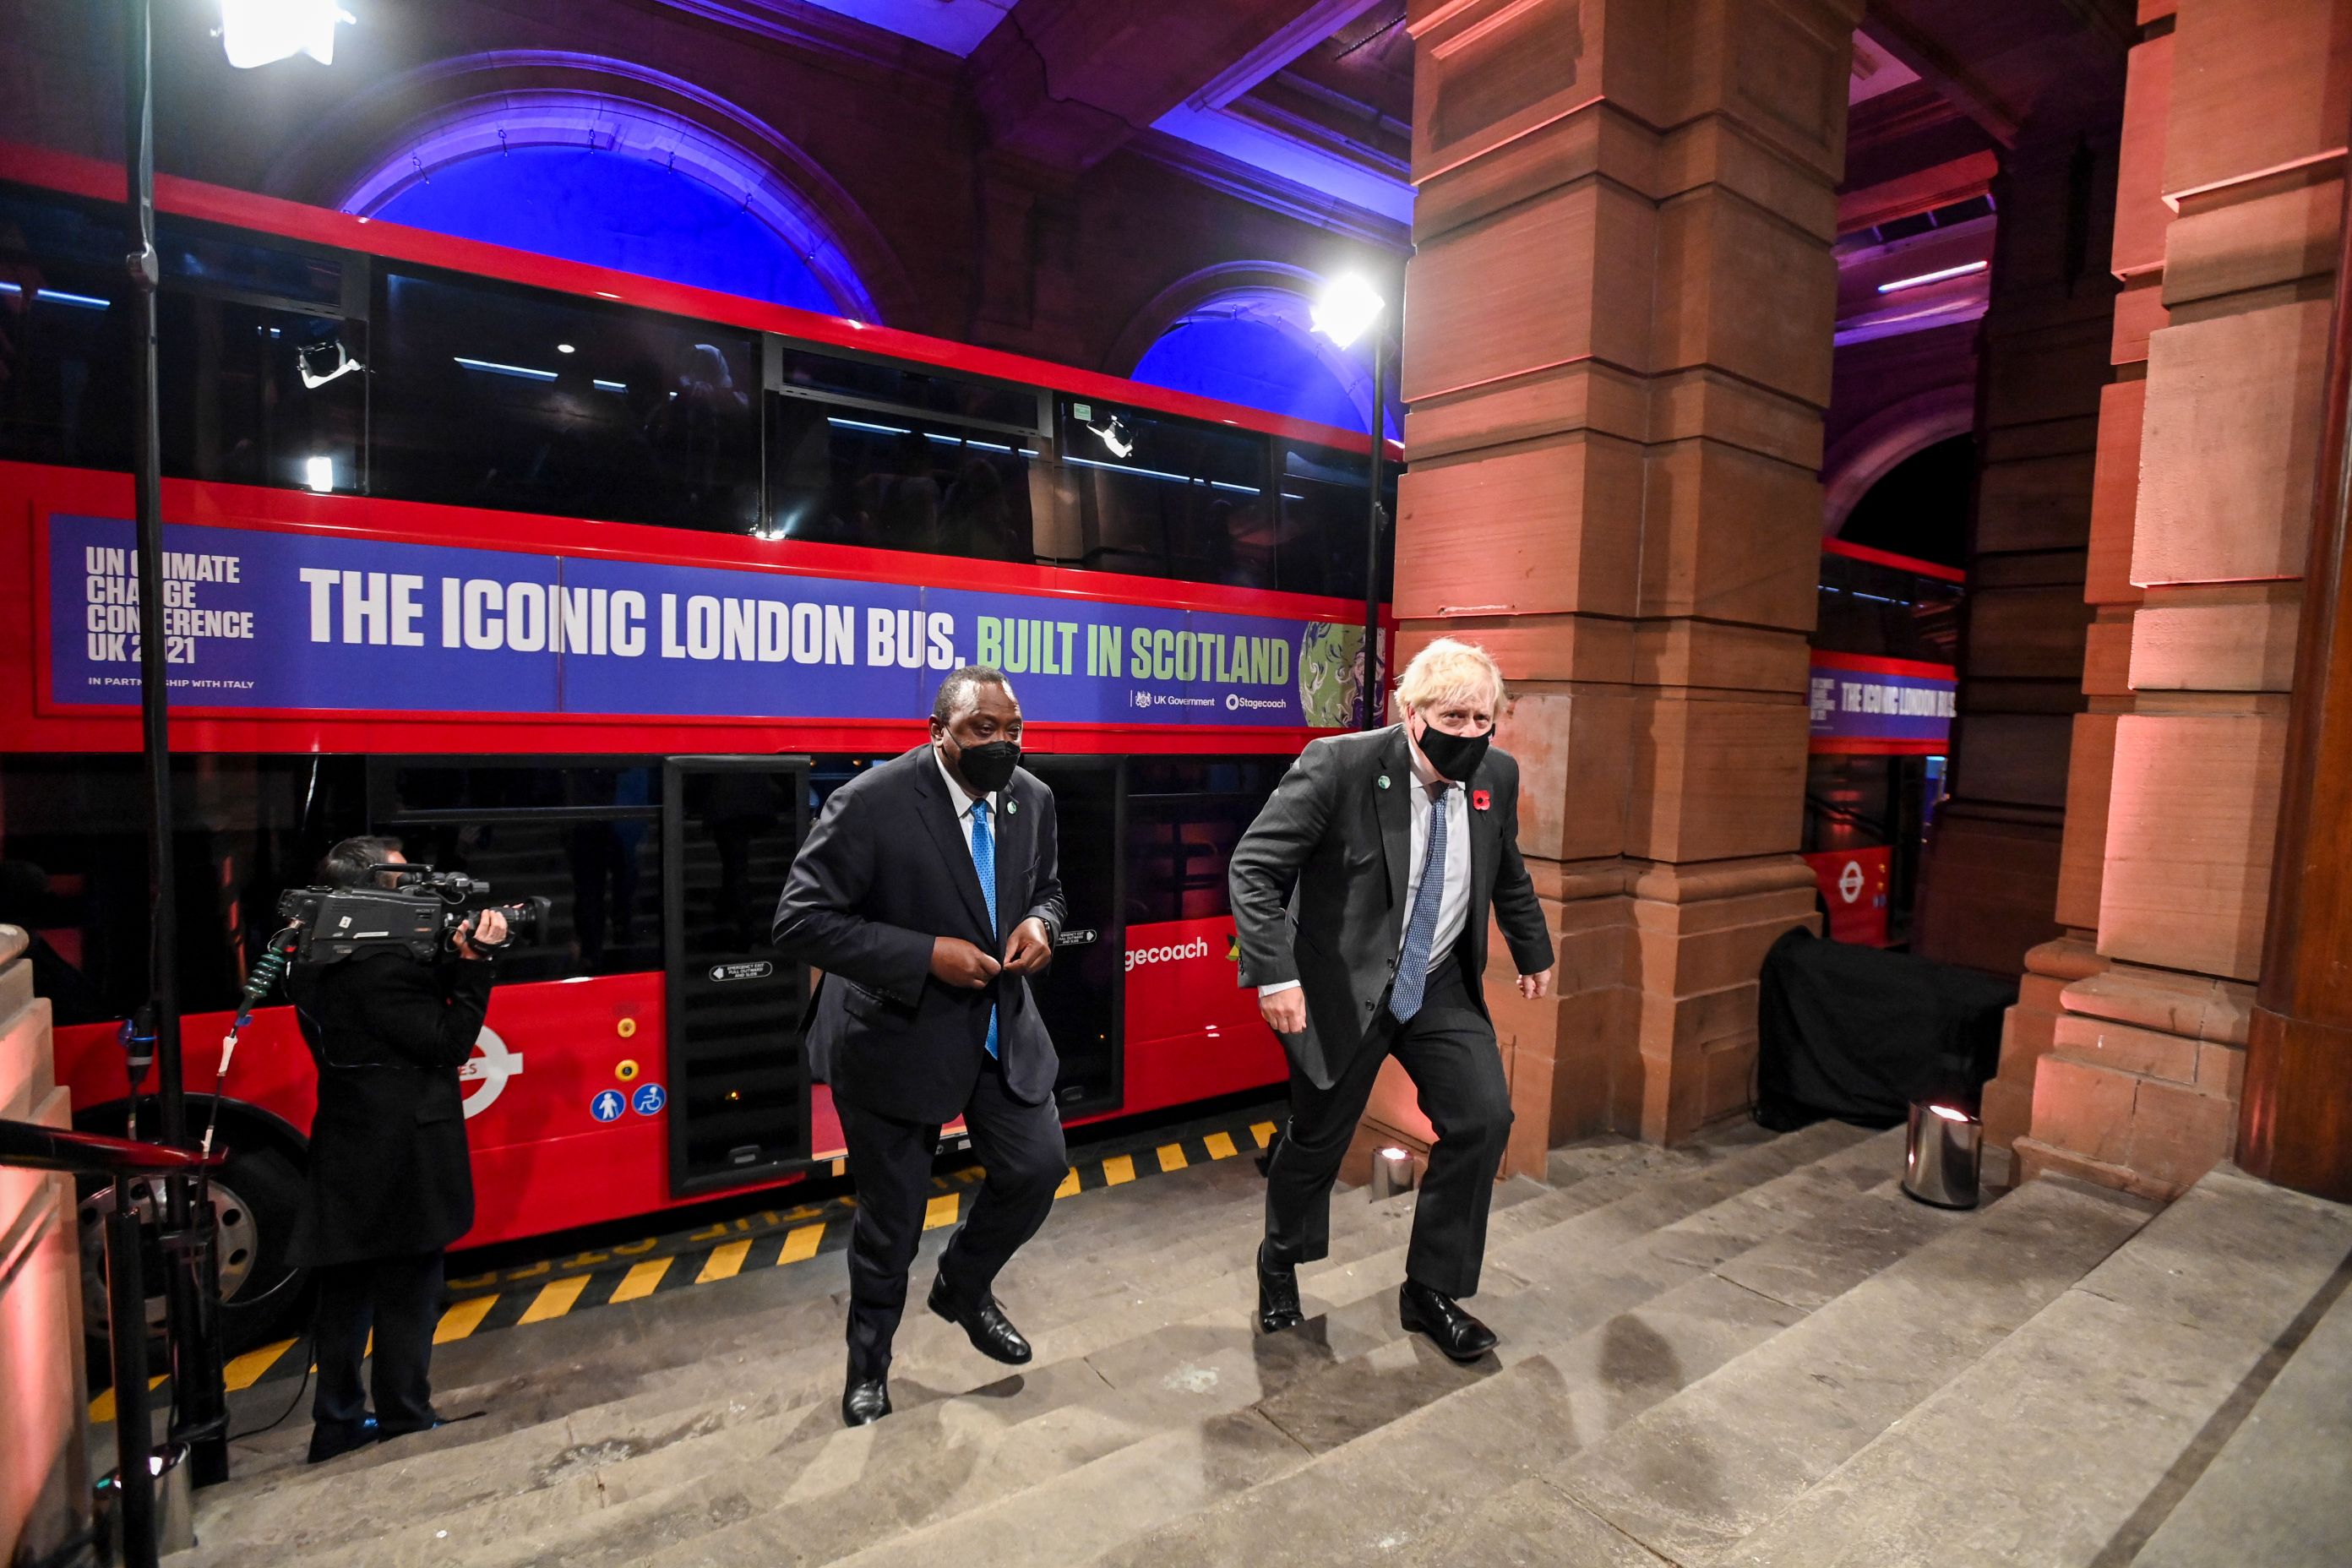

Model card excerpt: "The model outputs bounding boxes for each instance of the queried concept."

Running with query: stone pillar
[2012,0,2352,1200]
[1361,0,1858,1173]
[1,926,91,1565]
[1909,120,2121,978]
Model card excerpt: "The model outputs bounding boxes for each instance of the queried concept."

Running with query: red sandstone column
[2012,0,2352,1200]
[1359,0,1860,1173]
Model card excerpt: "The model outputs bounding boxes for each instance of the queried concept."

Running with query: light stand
[121,0,231,1493]
[1312,271,1395,731]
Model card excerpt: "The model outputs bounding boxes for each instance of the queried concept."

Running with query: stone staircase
[165,1120,2352,1568]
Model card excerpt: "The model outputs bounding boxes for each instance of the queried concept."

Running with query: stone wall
[0,924,91,1566]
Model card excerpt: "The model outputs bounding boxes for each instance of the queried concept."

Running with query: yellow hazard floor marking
[777,1222,825,1265]
[1204,1130,1239,1161]
[1054,1165,1081,1200]
[1157,1142,1189,1173]
[519,1273,592,1326]
[1102,1153,1135,1186]
[90,1374,169,1424]
[435,1293,498,1344]
[923,1194,961,1230]
[698,1239,754,1283]
[609,1256,672,1304]
[1250,1121,1277,1147]
[224,1337,297,1392]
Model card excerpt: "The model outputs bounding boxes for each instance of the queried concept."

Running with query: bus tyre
[77,1141,311,1360]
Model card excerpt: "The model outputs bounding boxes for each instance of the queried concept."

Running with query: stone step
[776,1128,1909,1568]
[178,1140,1567,1555]
[209,1144,1367,1490]
[220,1147,1290,1480]
[1707,1163,2352,1568]
[266,1124,1859,1568]
[2130,1254,2352,1568]
[1478,1173,2154,1564]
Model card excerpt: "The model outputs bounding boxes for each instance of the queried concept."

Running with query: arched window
[338,87,880,320]
[1124,283,1399,440]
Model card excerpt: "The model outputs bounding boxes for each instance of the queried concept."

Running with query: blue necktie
[970,799,999,1058]
[1389,783,1448,1022]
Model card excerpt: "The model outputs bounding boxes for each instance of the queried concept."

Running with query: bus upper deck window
[374,270,760,534]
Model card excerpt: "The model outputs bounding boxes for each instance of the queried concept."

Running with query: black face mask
[949,737,1021,795]
[1414,722,1491,783]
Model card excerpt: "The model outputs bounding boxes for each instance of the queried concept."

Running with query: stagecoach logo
[459,1026,525,1119]
[1124,937,1213,973]
[1225,693,1287,712]
[710,961,775,982]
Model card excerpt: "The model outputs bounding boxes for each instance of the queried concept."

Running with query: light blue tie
[969,799,999,1058]
[1389,782,1448,1023]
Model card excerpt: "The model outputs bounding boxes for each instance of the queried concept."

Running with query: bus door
[662,755,812,1197]
[1021,755,1124,1115]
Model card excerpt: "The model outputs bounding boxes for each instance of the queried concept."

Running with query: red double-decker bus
[0,144,1392,1348]
[1803,538,1963,947]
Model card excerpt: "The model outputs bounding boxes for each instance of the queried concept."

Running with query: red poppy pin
[1471,789,1492,812]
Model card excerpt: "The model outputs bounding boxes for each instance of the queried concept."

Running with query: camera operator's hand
[929,936,1002,990]
[455,908,508,961]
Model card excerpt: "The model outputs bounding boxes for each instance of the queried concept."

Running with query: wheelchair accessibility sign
[632,1082,667,1116]
[591,1089,627,1124]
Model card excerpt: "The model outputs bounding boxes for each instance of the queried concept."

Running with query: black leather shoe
[1398,1281,1497,1363]
[378,1410,484,1441]
[841,1372,891,1427]
[1256,1241,1304,1333]
[928,1276,1033,1364]
[304,1415,378,1464]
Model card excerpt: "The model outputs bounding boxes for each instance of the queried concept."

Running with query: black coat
[286,950,492,1266]
[1228,725,1554,1090]
[773,745,1065,1122]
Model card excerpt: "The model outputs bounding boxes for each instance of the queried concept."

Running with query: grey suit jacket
[1228,725,1554,1090]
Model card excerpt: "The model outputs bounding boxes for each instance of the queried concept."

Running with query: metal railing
[0,1119,219,1568]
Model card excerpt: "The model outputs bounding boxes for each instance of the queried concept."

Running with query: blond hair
[1396,637,1505,715]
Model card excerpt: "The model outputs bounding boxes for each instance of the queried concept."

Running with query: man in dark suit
[286,837,508,1463]
[1229,637,1554,1361]
[774,666,1067,1426]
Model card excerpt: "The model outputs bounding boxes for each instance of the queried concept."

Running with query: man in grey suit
[1229,637,1554,1360]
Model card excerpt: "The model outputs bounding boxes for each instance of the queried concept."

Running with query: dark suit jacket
[772,745,1066,1122]
[285,950,491,1266]
[1228,724,1554,1090]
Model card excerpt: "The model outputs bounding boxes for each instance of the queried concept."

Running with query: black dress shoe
[304,1415,378,1465]
[927,1276,1033,1364]
[378,1410,485,1441]
[841,1372,891,1427]
[1256,1241,1304,1333]
[1398,1281,1498,1363]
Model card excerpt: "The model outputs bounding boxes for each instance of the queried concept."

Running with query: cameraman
[285,836,508,1464]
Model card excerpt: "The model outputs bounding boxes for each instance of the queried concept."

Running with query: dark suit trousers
[311,1250,444,1434]
[837,1059,1067,1377]
[1263,952,1513,1298]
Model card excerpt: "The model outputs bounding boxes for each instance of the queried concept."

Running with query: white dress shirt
[1260,742,1468,997]
[934,748,1002,886]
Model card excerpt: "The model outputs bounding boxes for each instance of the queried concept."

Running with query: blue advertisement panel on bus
[49,514,1368,728]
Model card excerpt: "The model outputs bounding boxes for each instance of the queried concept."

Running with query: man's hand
[1518,967,1554,1001]
[454,908,508,962]
[930,936,1003,989]
[1001,917,1054,976]
[1258,987,1308,1036]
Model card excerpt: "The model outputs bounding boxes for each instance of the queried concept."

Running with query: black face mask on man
[1413,719,1491,783]
[947,737,1022,795]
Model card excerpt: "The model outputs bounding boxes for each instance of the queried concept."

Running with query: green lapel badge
[1376,775,1391,789]
[1005,798,1018,815]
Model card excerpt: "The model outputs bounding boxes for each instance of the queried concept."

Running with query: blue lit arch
[1116,265,1400,441]
[330,68,890,322]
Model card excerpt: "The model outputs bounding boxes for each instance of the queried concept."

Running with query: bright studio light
[1312,273,1386,349]
[304,455,334,493]
[1876,260,1987,295]
[219,1,354,70]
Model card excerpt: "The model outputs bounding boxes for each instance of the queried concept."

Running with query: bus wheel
[77,1143,310,1360]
